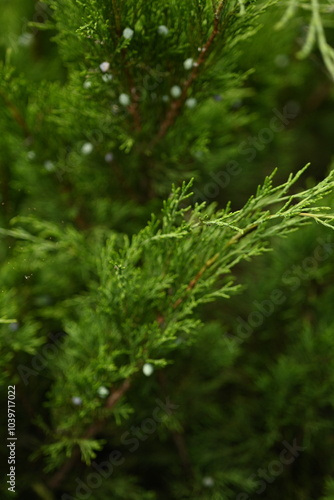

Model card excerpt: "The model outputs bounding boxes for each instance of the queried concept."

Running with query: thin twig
[156,251,220,326]
[0,89,31,138]
[112,0,142,131]
[157,372,193,479]
[47,379,131,489]
[110,159,143,202]
[173,253,220,309]
[60,182,90,230]
[225,222,259,246]
[121,53,142,131]
[111,0,122,36]
[150,0,227,147]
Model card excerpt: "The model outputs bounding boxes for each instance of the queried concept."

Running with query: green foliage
[321,479,334,500]
[276,0,334,79]
[0,1,334,499]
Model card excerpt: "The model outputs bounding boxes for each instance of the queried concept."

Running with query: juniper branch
[173,253,220,309]
[47,379,131,489]
[150,0,228,146]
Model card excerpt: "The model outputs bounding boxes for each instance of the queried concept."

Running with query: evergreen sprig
[3,165,334,484]
[276,0,334,79]
[1,1,334,498]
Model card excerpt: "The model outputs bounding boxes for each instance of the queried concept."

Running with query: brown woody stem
[47,378,131,489]
[173,252,220,309]
[150,0,227,147]
[0,90,30,138]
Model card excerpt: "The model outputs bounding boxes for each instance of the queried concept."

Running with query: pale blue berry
[71,397,82,406]
[27,151,36,160]
[170,85,182,98]
[158,25,169,35]
[123,28,134,40]
[185,98,197,108]
[102,74,113,82]
[44,160,55,171]
[202,477,215,487]
[81,142,93,155]
[105,152,114,162]
[142,363,154,376]
[97,386,109,398]
[119,93,131,106]
[183,58,194,70]
[99,61,110,72]
[18,33,34,47]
